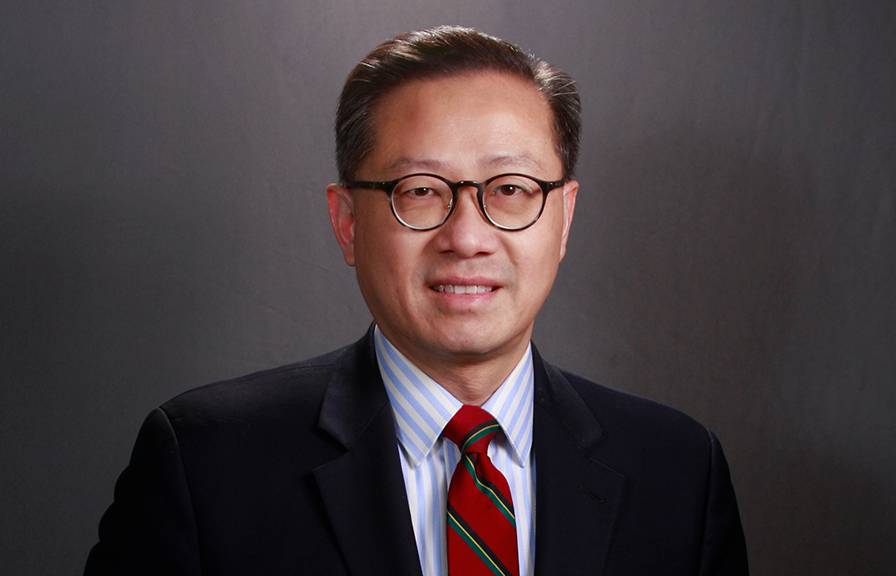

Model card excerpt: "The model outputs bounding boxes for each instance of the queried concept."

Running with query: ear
[558,178,579,261]
[327,183,357,266]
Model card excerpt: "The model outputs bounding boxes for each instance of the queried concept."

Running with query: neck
[377,328,531,406]
[422,357,522,406]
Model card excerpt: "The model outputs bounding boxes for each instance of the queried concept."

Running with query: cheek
[510,229,564,292]
[353,207,395,267]
[355,222,426,287]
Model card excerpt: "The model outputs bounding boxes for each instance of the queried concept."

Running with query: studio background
[2,1,893,574]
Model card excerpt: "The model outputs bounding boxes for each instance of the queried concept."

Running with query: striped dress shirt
[374,326,535,576]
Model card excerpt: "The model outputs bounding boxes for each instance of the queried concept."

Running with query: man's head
[335,25,581,183]
[327,26,581,381]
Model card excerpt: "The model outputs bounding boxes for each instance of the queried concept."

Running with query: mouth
[431,284,496,295]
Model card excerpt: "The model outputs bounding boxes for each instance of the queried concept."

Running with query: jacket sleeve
[84,408,202,576]
[698,430,750,576]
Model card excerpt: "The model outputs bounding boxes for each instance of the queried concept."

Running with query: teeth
[434,285,494,294]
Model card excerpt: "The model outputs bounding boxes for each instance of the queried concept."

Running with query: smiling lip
[429,278,500,295]
[432,284,495,294]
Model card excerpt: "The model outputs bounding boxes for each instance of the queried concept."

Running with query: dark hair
[335,25,581,181]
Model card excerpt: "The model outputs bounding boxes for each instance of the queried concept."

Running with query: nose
[432,185,498,257]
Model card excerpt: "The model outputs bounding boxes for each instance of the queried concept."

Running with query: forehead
[362,71,560,178]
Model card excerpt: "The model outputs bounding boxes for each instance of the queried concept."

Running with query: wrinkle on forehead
[384,153,549,177]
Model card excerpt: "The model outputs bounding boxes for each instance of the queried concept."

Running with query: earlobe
[559,179,579,261]
[326,183,357,266]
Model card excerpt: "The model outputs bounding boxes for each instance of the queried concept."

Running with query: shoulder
[156,345,351,437]
[564,368,709,439]
[549,365,717,470]
[125,343,363,479]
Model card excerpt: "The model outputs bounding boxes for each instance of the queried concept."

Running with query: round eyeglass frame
[342,172,567,231]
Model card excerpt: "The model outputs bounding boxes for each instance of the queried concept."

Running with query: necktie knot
[444,404,500,455]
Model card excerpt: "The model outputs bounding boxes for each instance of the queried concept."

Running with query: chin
[425,322,523,360]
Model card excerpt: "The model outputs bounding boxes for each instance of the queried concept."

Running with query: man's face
[328,71,578,370]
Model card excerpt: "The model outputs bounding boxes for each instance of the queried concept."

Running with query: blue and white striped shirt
[374,326,535,576]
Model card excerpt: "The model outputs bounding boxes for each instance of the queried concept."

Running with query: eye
[395,186,437,198]
[495,184,524,196]
[407,187,436,197]
[491,181,539,197]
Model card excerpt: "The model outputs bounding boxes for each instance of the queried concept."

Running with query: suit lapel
[312,330,423,576]
[533,351,626,575]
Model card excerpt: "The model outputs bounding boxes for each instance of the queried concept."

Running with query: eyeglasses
[343,172,566,231]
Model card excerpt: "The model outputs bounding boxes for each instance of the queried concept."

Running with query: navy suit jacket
[85,329,748,575]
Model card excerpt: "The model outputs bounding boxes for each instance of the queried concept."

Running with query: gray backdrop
[2,1,894,574]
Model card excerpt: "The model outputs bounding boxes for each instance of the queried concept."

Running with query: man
[85,26,748,575]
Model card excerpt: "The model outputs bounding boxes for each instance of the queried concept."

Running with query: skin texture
[327,71,578,405]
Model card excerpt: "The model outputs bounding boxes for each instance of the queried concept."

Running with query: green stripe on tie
[462,422,500,452]
[463,455,516,525]
[447,509,509,576]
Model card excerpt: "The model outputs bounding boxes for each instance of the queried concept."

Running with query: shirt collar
[374,325,534,468]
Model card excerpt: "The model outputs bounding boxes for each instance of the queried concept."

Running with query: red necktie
[444,405,519,576]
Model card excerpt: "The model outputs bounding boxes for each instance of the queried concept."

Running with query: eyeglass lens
[391,174,545,229]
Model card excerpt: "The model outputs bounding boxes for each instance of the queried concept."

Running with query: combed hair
[335,25,581,181]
